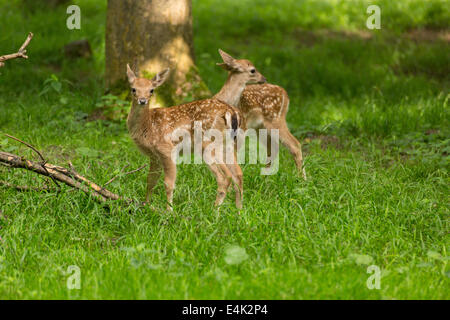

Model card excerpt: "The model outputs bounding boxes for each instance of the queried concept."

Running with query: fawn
[126,65,247,211]
[214,51,307,179]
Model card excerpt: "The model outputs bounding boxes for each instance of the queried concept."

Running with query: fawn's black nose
[259,76,267,84]
[138,98,148,105]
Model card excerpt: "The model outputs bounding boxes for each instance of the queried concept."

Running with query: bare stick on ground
[0,151,127,204]
[4,133,61,192]
[0,32,33,67]
[0,134,133,204]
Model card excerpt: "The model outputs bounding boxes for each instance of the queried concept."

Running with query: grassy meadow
[0,0,449,299]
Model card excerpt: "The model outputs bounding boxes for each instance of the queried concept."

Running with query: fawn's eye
[131,88,136,94]
[250,69,256,74]
[150,89,154,94]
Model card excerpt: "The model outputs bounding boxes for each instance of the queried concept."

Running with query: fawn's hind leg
[277,122,306,179]
[263,120,306,179]
[220,145,243,209]
[259,125,280,169]
[205,160,231,207]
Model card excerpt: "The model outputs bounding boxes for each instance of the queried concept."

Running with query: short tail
[225,110,240,140]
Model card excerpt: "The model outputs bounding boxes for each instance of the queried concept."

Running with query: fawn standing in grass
[126,65,245,211]
[214,51,307,180]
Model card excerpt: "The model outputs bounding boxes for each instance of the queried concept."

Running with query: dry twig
[0,32,33,67]
[4,134,61,192]
[0,150,133,205]
[1,131,160,211]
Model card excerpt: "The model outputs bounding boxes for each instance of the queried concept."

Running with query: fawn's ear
[152,68,170,88]
[126,64,136,84]
[217,49,243,72]
[218,49,235,64]
[216,62,234,71]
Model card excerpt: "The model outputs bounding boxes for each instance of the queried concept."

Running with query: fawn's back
[240,84,290,124]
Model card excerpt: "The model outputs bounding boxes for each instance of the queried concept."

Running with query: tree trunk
[105,0,210,107]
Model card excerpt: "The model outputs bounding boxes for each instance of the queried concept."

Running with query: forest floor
[0,0,448,299]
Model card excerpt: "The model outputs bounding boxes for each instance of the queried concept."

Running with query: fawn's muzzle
[138,98,148,105]
[259,76,267,84]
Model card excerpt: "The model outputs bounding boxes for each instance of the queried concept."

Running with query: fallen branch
[0,32,33,67]
[0,134,165,212]
[0,151,130,204]
[5,134,61,191]
[45,162,122,200]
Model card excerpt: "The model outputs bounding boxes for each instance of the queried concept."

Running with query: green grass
[0,0,449,299]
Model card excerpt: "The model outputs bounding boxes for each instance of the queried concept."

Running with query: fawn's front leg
[161,155,177,211]
[145,155,162,203]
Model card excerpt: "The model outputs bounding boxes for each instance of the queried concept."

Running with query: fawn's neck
[127,102,151,137]
[213,73,247,107]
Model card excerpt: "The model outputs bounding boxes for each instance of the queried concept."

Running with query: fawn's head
[126,64,170,106]
[216,49,266,84]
